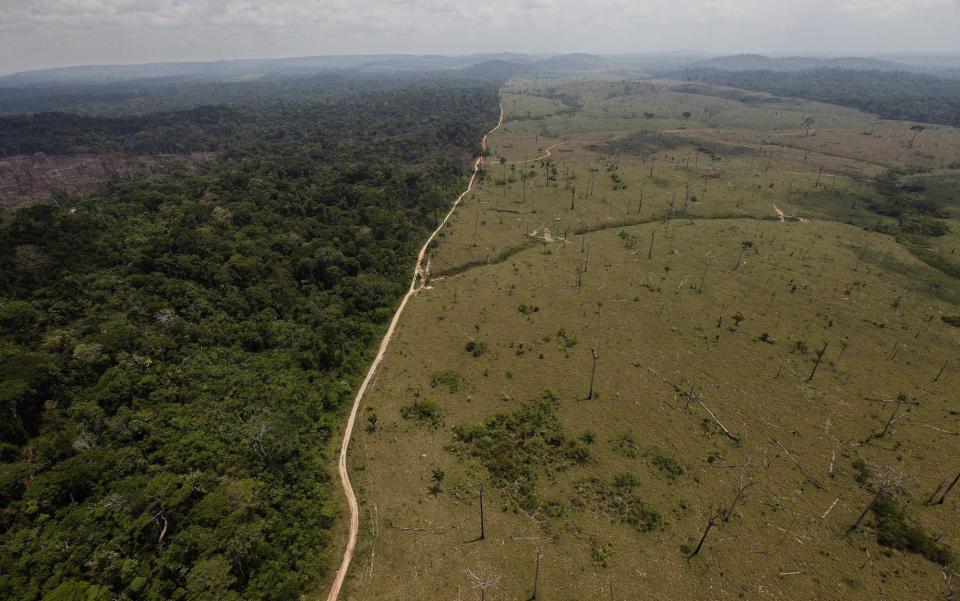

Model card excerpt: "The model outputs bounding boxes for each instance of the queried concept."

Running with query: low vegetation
[451,391,589,511]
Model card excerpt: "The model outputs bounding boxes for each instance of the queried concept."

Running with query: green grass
[343,75,960,601]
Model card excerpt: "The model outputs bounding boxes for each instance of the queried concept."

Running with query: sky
[1,0,959,74]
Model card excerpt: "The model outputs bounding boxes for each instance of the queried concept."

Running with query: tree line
[677,67,960,126]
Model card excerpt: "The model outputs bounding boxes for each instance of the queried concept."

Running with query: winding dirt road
[506,141,562,164]
[323,102,504,601]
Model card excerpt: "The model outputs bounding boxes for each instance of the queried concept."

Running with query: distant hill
[10,52,954,92]
[681,54,921,73]
[0,53,552,87]
[0,56,399,86]
[532,53,611,73]
[460,60,534,80]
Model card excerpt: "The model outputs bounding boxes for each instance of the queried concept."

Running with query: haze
[2,0,959,74]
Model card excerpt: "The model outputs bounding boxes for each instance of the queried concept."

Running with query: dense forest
[0,77,498,156]
[676,67,960,126]
[0,76,501,600]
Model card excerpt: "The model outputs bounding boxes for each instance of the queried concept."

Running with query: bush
[399,400,443,427]
[872,494,953,566]
[451,391,588,512]
[430,370,468,393]
[942,315,960,328]
[573,476,662,532]
[465,339,488,356]
[611,432,638,458]
[645,447,685,478]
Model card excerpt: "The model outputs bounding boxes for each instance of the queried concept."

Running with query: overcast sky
[1,0,959,74]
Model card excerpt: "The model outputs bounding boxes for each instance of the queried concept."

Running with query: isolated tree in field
[806,341,829,382]
[430,468,445,497]
[699,252,712,292]
[366,412,378,432]
[466,569,500,601]
[681,111,692,129]
[643,111,655,133]
[478,482,486,539]
[587,347,600,399]
[863,393,910,443]
[909,124,926,146]
[802,116,815,137]
[531,545,543,599]
[500,157,507,195]
[731,240,753,271]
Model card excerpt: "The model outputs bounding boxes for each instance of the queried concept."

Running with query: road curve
[323,102,504,601]
[505,141,562,164]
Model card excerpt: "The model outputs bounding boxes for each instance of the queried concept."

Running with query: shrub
[611,432,638,458]
[431,370,467,393]
[399,400,442,427]
[518,304,540,316]
[573,477,662,532]
[465,340,488,357]
[872,494,953,566]
[645,447,685,478]
[451,391,588,512]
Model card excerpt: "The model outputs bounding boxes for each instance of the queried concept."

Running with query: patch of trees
[677,68,960,126]
[868,170,951,237]
[451,391,590,514]
[0,79,500,600]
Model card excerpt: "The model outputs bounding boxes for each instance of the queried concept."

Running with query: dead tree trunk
[725,478,754,522]
[926,480,947,505]
[934,360,948,383]
[938,472,960,505]
[587,348,599,400]
[479,482,486,540]
[687,513,719,559]
[771,436,822,489]
[532,545,542,599]
[806,341,828,382]
[848,489,884,534]
[864,404,900,443]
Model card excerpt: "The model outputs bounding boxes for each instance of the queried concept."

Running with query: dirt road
[506,141,562,164]
[323,102,504,601]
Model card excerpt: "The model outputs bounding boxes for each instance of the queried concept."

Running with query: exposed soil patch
[0,151,215,206]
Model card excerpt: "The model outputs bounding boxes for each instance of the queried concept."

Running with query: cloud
[0,0,958,73]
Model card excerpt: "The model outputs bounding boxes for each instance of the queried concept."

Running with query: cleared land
[340,78,960,600]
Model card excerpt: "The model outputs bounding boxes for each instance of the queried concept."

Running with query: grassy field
[338,77,960,600]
